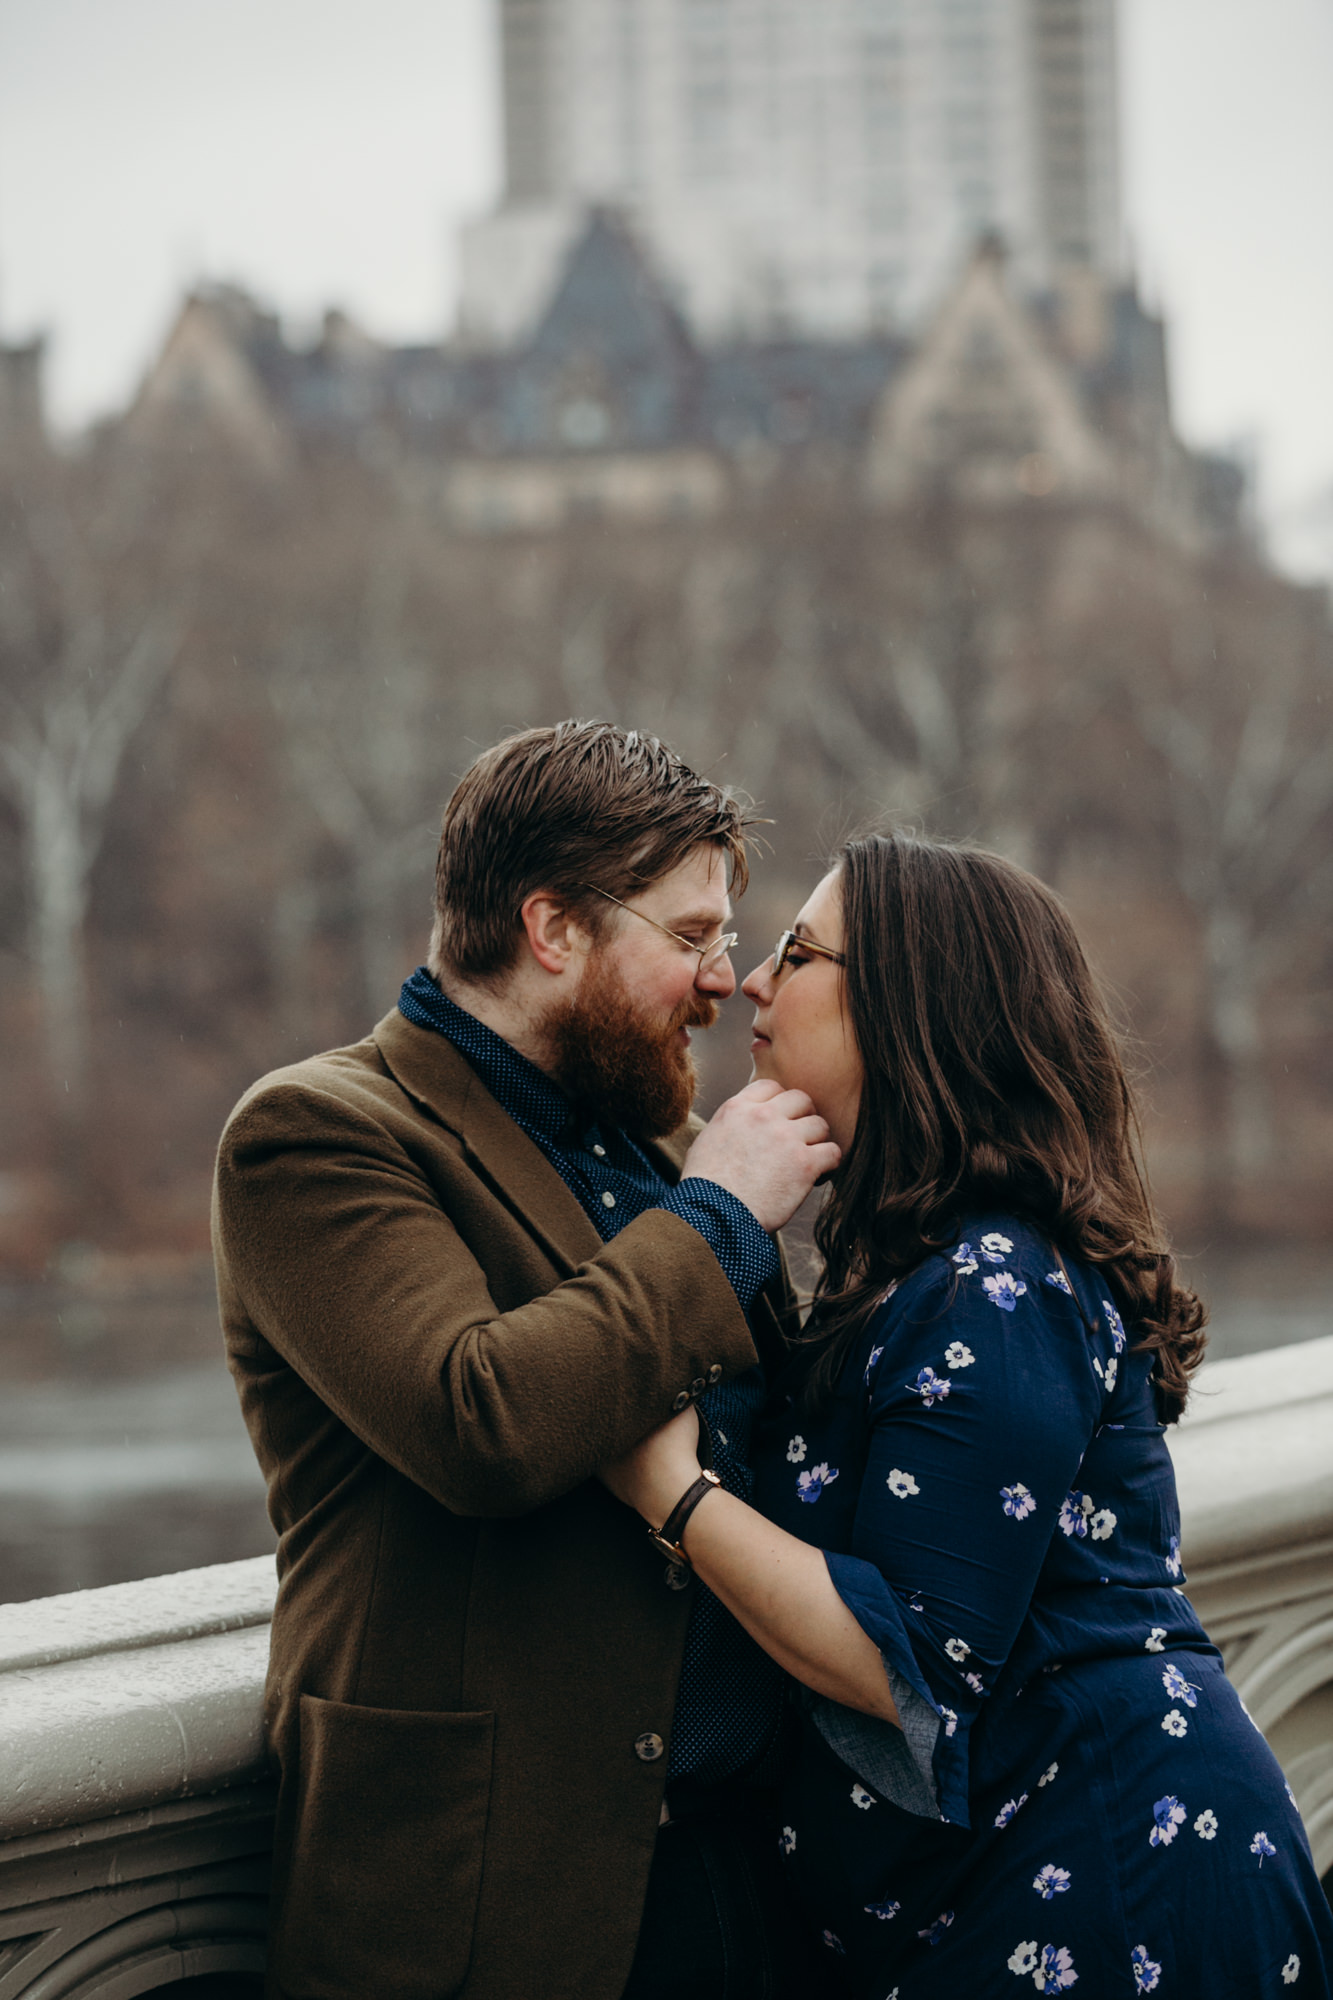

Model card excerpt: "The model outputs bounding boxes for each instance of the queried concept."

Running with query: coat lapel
[372,1009,603,1275]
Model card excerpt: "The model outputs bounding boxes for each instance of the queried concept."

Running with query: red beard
[543,955,718,1140]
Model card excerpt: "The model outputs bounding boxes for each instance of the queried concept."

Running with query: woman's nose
[741,959,772,1001]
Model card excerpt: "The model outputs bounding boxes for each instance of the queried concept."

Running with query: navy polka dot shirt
[400,968,787,1786]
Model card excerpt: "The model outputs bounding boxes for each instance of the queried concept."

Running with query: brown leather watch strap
[647,1470,722,1567]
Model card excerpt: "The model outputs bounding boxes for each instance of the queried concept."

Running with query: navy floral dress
[753,1215,1333,1998]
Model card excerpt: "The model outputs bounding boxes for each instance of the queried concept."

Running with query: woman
[603,833,1332,1998]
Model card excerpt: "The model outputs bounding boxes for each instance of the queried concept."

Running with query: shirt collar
[399,967,580,1146]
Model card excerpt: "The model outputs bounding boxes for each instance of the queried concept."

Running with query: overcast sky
[1,0,1329,574]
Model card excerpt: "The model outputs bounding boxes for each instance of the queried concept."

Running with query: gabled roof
[528,209,698,377]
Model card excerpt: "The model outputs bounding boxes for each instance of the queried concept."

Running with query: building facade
[461,0,1123,347]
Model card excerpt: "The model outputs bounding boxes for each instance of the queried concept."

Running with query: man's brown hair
[429,720,753,983]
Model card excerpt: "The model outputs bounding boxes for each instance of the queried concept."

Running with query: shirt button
[634,1731,665,1762]
[671,1391,690,1413]
[601,1191,616,1209]
[707,1364,723,1385]
[592,1144,606,1158]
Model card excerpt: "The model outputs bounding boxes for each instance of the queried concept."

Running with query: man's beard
[543,956,718,1140]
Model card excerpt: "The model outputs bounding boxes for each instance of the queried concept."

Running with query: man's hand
[680,1080,841,1232]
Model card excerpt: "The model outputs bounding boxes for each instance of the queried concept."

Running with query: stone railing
[0,1336,1329,1994]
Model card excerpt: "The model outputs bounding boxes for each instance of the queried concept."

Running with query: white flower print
[1102,1356,1118,1394]
[864,1894,902,1919]
[939,1705,959,1736]
[796,1462,839,1503]
[945,1341,975,1368]
[1131,1945,1162,1993]
[1162,1663,1199,1708]
[1038,1762,1059,1787]
[1002,1483,1037,1520]
[778,1825,796,1856]
[1009,1942,1040,1977]
[1149,1795,1186,1847]
[980,1231,1014,1260]
[822,1929,845,1954]
[910,1365,952,1407]
[952,1242,979,1275]
[864,1345,885,1386]
[1145,1627,1167,1653]
[918,1912,954,1946]
[851,1784,875,1810]
[1103,1299,1127,1351]
[786,1434,807,1464]
[1090,1508,1117,1541]
[965,1670,985,1693]
[1194,1809,1218,1839]
[1033,1945,1078,1993]
[1033,1864,1071,1899]
[1251,1831,1276,1866]
[1045,1269,1073,1296]
[1161,1709,1188,1738]
[1059,1491,1093,1538]
[1286,1781,1298,1809]
[946,1636,971,1663]
[1283,1954,1301,1984]
[995,1793,1029,1829]
[1165,1534,1182,1579]
[984,1271,1028,1312]
[887,1467,920,1499]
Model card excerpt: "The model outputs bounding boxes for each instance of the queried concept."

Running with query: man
[213,721,840,2000]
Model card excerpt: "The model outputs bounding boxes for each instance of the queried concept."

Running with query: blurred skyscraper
[460,0,1123,346]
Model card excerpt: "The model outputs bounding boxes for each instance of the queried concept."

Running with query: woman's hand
[599,1404,703,1531]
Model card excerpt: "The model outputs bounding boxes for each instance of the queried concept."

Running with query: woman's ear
[519,890,589,976]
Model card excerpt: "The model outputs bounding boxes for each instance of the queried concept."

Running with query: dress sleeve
[819,1235,1106,1829]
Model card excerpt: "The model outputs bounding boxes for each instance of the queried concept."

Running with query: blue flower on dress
[983,1271,1028,1311]
[1161,1663,1198,1708]
[864,1895,901,1920]
[1149,1796,1186,1847]
[951,1242,979,1275]
[1250,1831,1276,1866]
[1033,1864,1071,1899]
[1165,1534,1182,1579]
[917,1911,954,1946]
[995,1793,1029,1828]
[980,1232,1014,1261]
[1002,1482,1037,1520]
[1059,1491,1092,1538]
[1102,1300,1127,1352]
[797,1462,839,1503]
[910,1366,952,1407]
[1045,1268,1073,1296]
[1131,1945,1162,1992]
[1034,1944,1078,1992]
[864,1344,885,1386]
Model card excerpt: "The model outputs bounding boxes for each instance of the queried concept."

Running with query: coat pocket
[273,1694,495,2000]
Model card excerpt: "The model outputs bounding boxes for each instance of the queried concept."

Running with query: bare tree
[0,476,181,1131]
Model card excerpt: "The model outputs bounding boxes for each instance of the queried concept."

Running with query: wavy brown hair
[801,832,1206,1422]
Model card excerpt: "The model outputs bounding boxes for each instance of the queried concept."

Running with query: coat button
[634,1731,665,1762]
[664,1564,690,1591]
[690,1377,705,1397]
[671,1390,690,1413]
[707,1364,723,1384]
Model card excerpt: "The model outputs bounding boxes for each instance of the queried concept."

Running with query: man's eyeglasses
[581,885,739,971]
[770,929,846,976]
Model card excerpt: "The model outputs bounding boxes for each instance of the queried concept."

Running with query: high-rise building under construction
[460,0,1123,346]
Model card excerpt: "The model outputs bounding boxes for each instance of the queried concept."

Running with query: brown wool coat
[212,1008,792,2000]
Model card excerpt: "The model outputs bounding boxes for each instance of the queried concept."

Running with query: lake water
[1,1244,1329,1604]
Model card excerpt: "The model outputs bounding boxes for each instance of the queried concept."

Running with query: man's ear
[519,891,590,976]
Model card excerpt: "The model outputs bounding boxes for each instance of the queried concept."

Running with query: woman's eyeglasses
[770,930,846,976]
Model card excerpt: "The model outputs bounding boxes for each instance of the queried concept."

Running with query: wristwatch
[647,1470,722,1567]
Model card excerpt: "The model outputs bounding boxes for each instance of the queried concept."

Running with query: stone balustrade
[0,1336,1329,1995]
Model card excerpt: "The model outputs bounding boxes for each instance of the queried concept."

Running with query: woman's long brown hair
[801,833,1207,1421]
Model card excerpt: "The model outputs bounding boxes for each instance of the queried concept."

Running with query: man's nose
[697,950,738,999]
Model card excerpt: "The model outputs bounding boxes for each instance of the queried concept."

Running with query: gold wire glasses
[581,885,739,971]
